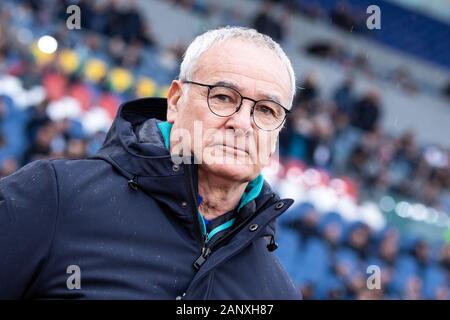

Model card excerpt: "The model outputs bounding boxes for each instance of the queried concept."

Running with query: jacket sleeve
[0,160,59,299]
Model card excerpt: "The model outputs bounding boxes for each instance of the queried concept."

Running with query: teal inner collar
[157,120,172,151]
[156,121,264,211]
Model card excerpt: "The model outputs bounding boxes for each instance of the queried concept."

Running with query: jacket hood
[95,97,288,240]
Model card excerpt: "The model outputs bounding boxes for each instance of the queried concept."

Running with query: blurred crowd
[280,73,450,212]
[277,202,450,299]
[170,0,449,99]
[0,0,449,299]
[0,0,183,178]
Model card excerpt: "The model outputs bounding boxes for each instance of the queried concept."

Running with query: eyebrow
[212,80,283,105]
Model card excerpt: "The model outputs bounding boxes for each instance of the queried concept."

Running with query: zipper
[193,246,211,270]
[184,162,206,251]
[193,211,211,270]
[193,193,277,271]
[184,161,214,271]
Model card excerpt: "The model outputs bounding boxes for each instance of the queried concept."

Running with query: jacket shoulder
[0,160,59,298]
[0,159,59,213]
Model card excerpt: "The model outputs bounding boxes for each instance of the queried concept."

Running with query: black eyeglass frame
[182,80,290,131]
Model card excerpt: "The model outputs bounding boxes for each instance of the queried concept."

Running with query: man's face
[167,39,291,183]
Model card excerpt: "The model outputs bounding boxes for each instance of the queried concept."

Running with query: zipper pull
[127,176,139,191]
[267,235,279,252]
[193,247,211,270]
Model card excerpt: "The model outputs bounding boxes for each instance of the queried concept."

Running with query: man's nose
[225,99,254,135]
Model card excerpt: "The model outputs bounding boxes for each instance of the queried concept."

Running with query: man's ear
[166,80,183,123]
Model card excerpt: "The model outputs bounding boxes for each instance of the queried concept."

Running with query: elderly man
[0,27,299,299]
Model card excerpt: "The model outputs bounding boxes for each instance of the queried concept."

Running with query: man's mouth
[221,145,248,155]
[209,143,249,155]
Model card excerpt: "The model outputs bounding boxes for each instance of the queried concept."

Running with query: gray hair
[179,26,296,108]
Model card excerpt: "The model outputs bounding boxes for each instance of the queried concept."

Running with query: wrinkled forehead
[191,39,292,107]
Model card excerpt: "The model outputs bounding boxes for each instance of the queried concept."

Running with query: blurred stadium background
[0,0,449,299]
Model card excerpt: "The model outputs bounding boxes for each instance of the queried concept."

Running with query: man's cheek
[258,136,277,166]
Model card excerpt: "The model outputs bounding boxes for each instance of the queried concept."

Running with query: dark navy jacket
[0,98,299,300]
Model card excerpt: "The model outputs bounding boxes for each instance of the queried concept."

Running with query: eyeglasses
[182,80,290,131]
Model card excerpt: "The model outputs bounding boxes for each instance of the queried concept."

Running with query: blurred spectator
[135,24,157,49]
[440,244,450,274]
[65,138,87,159]
[352,52,372,76]
[108,36,127,67]
[369,228,400,296]
[220,7,247,27]
[0,157,18,179]
[87,1,110,35]
[23,120,56,164]
[0,96,5,123]
[294,0,325,20]
[26,98,51,146]
[280,73,321,160]
[356,288,384,300]
[296,73,320,106]
[444,80,450,100]
[388,132,421,194]
[350,90,381,132]
[252,0,285,43]
[330,0,364,33]
[0,136,7,156]
[285,202,321,245]
[305,40,343,61]
[391,67,418,94]
[119,0,144,44]
[402,276,423,300]
[333,75,355,120]
[343,222,371,261]
[410,239,431,270]
[320,212,344,250]
[299,282,316,300]
[169,0,211,15]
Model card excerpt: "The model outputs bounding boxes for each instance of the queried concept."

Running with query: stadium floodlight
[37,35,58,54]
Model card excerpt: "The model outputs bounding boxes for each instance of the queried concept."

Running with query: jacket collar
[96,98,197,229]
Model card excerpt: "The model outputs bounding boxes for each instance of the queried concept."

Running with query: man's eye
[257,105,276,116]
[212,94,233,103]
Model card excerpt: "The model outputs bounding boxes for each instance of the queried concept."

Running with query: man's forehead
[193,39,291,104]
[211,80,283,105]
[197,39,282,72]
